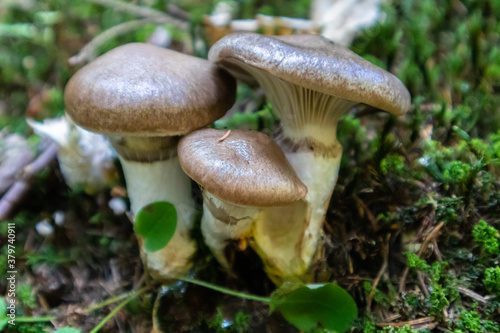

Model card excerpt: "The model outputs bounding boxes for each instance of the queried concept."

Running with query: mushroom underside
[221,60,359,283]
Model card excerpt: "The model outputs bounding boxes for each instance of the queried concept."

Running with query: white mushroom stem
[201,191,259,269]
[242,63,357,283]
[118,155,197,279]
[254,153,341,283]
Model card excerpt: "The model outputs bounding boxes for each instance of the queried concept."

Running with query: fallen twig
[383,313,402,322]
[0,143,58,221]
[166,4,191,21]
[218,130,231,142]
[354,195,378,230]
[68,0,190,65]
[418,271,430,297]
[377,316,437,329]
[88,288,147,333]
[87,0,185,22]
[457,287,492,303]
[68,17,185,66]
[367,234,390,309]
[432,239,443,261]
[86,286,149,312]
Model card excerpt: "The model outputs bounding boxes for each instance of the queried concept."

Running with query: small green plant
[484,266,500,296]
[363,280,398,308]
[0,297,54,332]
[429,283,449,318]
[428,262,455,319]
[442,160,471,184]
[435,196,462,224]
[25,246,75,267]
[454,309,500,333]
[270,283,358,333]
[380,324,418,333]
[362,319,377,333]
[405,252,430,273]
[17,284,36,309]
[232,311,250,333]
[182,277,358,333]
[208,308,249,333]
[473,219,500,256]
[134,201,177,252]
[404,254,457,320]
[380,154,409,177]
[17,322,49,333]
[208,308,230,333]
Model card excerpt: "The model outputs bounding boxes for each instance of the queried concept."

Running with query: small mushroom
[65,43,236,279]
[209,33,411,283]
[178,128,307,269]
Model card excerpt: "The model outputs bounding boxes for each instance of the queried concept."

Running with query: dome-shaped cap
[208,33,411,115]
[65,43,236,136]
[178,129,307,207]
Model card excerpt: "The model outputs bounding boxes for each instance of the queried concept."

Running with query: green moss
[363,281,395,308]
[457,310,483,333]
[435,197,462,224]
[455,310,499,333]
[232,311,249,333]
[405,252,430,273]
[380,324,418,333]
[429,284,449,318]
[25,245,75,267]
[443,161,471,184]
[380,154,408,177]
[17,284,36,309]
[473,219,500,256]
[484,266,500,296]
[362,319,377,333]
[207,308,249,333]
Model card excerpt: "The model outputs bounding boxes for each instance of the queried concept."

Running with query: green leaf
[270,283,357,333]
[54,328,82,333]
[134,201,177,252]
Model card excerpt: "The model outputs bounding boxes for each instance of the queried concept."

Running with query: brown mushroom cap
[208,33,410,115]
[178,129,307,207]
[65,43,236,136]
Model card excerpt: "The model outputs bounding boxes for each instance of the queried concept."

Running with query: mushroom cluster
[209,33,411,284]
[63,33,410,285]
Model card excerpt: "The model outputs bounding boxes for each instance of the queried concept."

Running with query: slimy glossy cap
[178,129,307,207]
[65,43,236,136]
[208,33,411,115]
